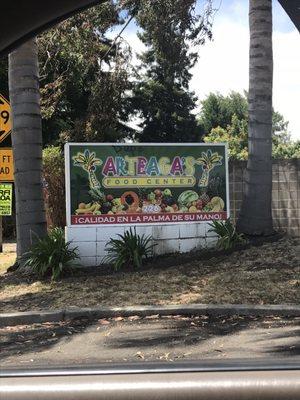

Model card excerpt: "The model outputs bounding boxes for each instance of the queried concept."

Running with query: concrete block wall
[229,159,300,237]
[66,223,218,267]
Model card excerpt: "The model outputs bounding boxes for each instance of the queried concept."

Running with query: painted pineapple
[73,150,102,190]
[196,150,223,188]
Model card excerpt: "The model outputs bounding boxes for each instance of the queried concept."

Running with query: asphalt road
[1,314,300,368]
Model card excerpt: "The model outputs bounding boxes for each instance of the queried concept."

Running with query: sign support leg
[0,216,2,253]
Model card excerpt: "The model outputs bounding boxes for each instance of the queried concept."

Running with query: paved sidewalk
[1,314,299,368]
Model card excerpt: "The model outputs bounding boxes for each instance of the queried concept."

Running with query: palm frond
[208,219,246,250]
[22,228,79,280]
[103,228,155,270]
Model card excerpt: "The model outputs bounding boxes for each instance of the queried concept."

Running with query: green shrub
[43,146,66,228]
[104,228,154,270]
[22,228,79,280]
[208,219,246,250]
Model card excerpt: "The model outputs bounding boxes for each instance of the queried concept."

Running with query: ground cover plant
[208,219,246,250]
[104,228,154,270]
[21,228,79,280]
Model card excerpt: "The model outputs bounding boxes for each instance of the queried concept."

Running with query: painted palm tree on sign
[196,150,223,188]
[73,150,103,190]
[237,0,274,235]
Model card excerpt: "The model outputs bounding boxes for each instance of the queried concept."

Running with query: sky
[114,0,300,140]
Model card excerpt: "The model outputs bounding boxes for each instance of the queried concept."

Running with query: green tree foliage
[38,2,132,145]
[199,91,248,134]
[43,146,66,228]
[204,116,248,160]
[122,0,213,142]
[200,92,299,159]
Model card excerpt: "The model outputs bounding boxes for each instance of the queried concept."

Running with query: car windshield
[0,0,299,372]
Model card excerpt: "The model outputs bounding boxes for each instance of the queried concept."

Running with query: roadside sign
[66,143,229,226]
[0,148,14,181]
[0,94,12,143]
[0,183,13,216]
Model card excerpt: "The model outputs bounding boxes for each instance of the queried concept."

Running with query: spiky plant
[208,219,246,250]
[22,228,79,280]
[104,228,155,270]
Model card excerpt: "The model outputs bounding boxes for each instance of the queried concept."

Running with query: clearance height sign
[0,149,14,182]
[66,143,229,226]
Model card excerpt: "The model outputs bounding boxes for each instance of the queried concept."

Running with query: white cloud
[191,13,300,139]
[123,9,300,139]
[190,19,249,106]
[273,30,300,139]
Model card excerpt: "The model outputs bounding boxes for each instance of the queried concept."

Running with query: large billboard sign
[65,143,229,226]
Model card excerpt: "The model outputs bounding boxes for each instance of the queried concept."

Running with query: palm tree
[73,150,105,203]
[73,150,103,190]
[9,39,47,262]
[195,150,223,188]
[237,0,274,235]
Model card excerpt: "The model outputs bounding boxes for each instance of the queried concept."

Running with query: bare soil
[0,243,16,275]
[0,237,299,313]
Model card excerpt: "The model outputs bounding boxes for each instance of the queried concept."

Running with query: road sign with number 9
[0,94,12,143]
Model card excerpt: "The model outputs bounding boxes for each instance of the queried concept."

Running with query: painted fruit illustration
[196,199,203,210]
[163,188,172,197]
[101,202,112,214]
[200,193,210,206]
[121,191,139,211]
[75,185,224,217]
[178,190,199,208]
[207,196,225,211]
[75,202,101,215]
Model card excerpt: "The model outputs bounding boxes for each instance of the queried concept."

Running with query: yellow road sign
[0,94,12,143]
[0,148,14,181]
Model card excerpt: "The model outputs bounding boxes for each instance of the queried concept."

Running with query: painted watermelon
[178,190,199,207]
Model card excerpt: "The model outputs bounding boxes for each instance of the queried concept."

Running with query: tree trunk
[237,0,274,236]
[9,38,47,261]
